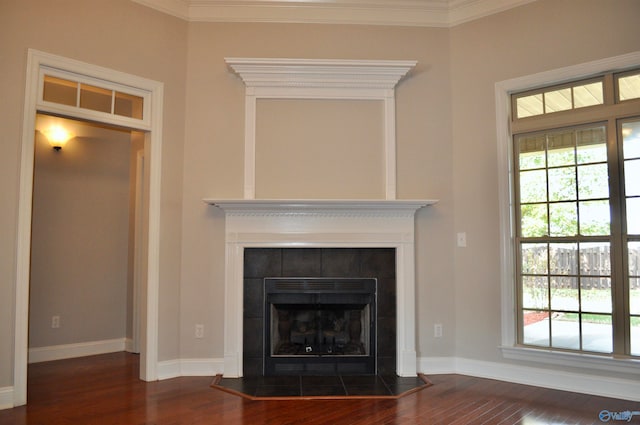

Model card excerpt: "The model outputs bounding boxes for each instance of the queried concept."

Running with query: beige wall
[29,117,131,348]
[2,0,640,398]
[0,0,187,388]
[180,21,454,359]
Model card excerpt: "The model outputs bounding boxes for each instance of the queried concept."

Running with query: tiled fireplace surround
[243,247,396,376]
[208,199,433,378]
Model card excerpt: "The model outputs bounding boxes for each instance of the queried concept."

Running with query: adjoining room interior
[29,114,145,364]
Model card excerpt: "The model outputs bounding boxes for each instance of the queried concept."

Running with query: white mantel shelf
[204,198,438,213]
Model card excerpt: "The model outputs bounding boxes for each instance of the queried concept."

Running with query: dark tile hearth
[211,374,432,400]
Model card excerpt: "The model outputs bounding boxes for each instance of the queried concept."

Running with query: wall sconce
[42,125,74,151]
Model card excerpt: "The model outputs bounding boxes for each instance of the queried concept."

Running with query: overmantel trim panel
[225,58,417,200]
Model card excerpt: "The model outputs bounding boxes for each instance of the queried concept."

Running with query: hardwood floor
[0,352,635,424]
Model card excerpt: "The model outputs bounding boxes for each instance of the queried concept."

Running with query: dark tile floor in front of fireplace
[213,374,430,399]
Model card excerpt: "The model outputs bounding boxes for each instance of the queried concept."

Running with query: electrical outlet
[51,315,60,329]
[434,323,443,338]
[195,324,204,339]
[456,232,467,247]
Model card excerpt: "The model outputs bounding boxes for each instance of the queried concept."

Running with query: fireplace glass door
[264,278,376,375]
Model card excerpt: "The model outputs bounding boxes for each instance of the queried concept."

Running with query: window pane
[627,198,640,235]
[519,170,547,203]
[521,204,548,237]
[518,135,546,170]
[577,126,607,164]
[625,159,640,196]
[578,164,609,199]
[618,73,640,101]
[632,316,640,356]
[521,243,548,274]
[551,314,580,349]
[545,88,572,113]
[522,276,548,309]
[549,243,577,275]
[629,279,639,315]
[517,94,543,118]
[548,167,576,201]
[581,278,612,313]
[630,243,640,315]
[550,277,578,311]
[549,202,577,236]
[573,82,603,108]
[523,310,549,346]
[623,121,640,159]
[114,91,144,119]
[582,314,612,353]
[80,84,112,113]
[580,242,611,276]
[579,200,610,236]
[43,75,77,106]
[547,131,575,167]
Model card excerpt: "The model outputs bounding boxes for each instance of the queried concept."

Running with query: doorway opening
[28,114,145,363]
[14,49,163,407]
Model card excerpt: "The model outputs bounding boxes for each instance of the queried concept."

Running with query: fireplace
[264,277,376,375]
[243,248,395,376]
[206,199,435,378]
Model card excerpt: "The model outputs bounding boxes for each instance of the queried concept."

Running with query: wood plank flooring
[0,352,635,424]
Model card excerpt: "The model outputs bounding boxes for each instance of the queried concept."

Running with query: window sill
[501,346,640,376]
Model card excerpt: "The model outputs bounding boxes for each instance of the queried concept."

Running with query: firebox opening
[264,278,377,376]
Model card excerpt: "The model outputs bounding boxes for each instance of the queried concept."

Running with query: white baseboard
[0,386,13,410]
[419,356,640,402]
[157,358,224,380]
[28,338,127,364]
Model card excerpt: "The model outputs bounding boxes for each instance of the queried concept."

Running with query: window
[41,72,145,121]
[512,69,640,357]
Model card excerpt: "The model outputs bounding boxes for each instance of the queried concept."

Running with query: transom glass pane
[114,91,144,119]
[573,82,603,108]
[80,84,112,113]
[618,72,640,101]
[43,75,77,107]
[517,94,543,118]
[545,88,572,113]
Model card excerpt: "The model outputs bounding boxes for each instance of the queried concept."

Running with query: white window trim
[495,50,640,374]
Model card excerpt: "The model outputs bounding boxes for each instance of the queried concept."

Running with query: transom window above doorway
[38,67,151,128]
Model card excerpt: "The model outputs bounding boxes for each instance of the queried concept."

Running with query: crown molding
[132,0,537,27]
[225,57,417,89]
